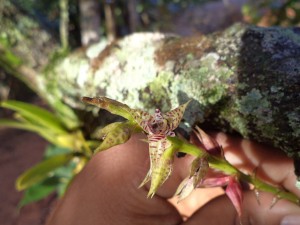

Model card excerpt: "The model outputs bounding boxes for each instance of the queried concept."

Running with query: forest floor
[0,129,56,225]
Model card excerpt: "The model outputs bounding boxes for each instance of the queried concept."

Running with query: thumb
[184,190,300,225]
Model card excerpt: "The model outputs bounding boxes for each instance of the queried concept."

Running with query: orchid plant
[82,96,299,219]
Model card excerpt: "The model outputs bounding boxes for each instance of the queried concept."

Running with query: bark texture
[0,1,59,93]
[48,24,300,160]
[0,1,59,70]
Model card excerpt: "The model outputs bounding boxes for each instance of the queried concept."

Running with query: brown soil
[0,129,55,225]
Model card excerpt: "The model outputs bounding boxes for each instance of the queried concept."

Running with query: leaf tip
[15,178,24,191]
[81,96,93,103]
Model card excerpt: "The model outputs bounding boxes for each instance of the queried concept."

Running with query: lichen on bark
[2,14,299,162]
[46,24,300,161]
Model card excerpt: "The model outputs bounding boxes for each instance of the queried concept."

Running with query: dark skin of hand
[46,133,300,225]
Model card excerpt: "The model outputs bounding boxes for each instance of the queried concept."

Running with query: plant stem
[168,136,300,205]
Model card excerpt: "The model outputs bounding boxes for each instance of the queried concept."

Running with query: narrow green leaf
[18,176,60,208]
[16,153,74,191]
[49,99,81,130]
[82,97,134,121]
[0,119,58,144]
[0,119,44,133]
[44,144,72,158]
[1,100,66,134]
[0,119,76,149]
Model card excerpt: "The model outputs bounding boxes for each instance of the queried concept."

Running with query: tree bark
[48,24,300,160]
[0,1,59,94]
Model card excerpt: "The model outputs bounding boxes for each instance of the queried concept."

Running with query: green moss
[237,89,272,123]
[232,116,249,137]
[172,52,233,106]
[0,0,58,69]
[214,23,245,66]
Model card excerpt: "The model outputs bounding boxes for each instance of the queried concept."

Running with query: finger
[211,132,300,197]
[46,134,182,225]
[184,190,300,225]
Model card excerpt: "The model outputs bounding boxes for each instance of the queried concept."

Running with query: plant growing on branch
[1,96,299,214]
[82,96,300,218]
[0,100,94,207]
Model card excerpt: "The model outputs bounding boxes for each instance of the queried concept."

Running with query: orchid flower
[82,96,191,197]
[131,102,191,197]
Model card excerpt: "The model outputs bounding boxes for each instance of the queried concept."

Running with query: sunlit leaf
[0,119,79,149]
[0,119,59,144]
[1,100,66,134]
[16,153,74,191]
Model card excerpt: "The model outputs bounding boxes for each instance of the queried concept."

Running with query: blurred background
[1,0,300,224]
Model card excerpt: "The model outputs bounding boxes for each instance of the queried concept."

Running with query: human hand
[46,133,300,225]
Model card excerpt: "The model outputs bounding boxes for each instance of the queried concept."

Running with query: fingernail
[281,215,300,225]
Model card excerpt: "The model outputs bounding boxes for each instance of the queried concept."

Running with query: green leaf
[0,119,77,149]
[92,122,125,139]
[16,153,74,191]
[18,176,60,208]
[0,119,45,133]
[1,100,66,134]
[82,97,134,121]
[93,121,140,153]
[49,99,81,130]
[0,119,58,144]
[44,144,72,157]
